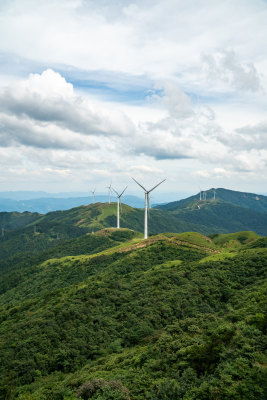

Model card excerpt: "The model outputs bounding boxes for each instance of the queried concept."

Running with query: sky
[0,0,267,199]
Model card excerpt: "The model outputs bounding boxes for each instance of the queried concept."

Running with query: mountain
[157,187,267,213]
[2,198,267,264]
[0,195,145,213]
[0,229,266,399]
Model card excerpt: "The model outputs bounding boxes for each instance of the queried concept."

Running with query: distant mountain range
[1,189,267,262]
[0,190,193,213]
[0,194,145,212]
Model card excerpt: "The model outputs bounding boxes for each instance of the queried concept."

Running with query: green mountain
[0,228,266,400]
[2,197,267,265]
[0,211,40,230]
[157,187,267,213]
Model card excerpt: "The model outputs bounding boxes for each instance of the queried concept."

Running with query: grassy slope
[0,231,266,399]
[2,199,267,263]
[170,202,267,235]
[157,187,267,214]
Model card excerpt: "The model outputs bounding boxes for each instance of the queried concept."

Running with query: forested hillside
[0,229,266,399]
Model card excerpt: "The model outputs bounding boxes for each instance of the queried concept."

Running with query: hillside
[2,198,267,264]
[169,201,267,236]
[157,187,267,214]
[0,211,41,230]
[0,229,266,399]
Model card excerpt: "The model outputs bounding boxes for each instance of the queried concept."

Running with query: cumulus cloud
[148,81,194,119]
[0,0,267,191]
[129,164,164,175]
[0,69,135,149]
[1,68,266,188]
[202,50,262,92]
[129,95,225,162]
[0,112,95,149]
[212,121,267,153]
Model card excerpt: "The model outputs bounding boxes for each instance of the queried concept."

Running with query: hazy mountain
[0,195,145,213]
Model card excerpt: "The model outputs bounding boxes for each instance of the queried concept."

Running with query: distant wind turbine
[112,186,127,229]
[91,188,96,203]
[106,182,112,204]
[132,177,166,240]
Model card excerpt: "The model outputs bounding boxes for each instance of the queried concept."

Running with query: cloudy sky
[0,0,267,197]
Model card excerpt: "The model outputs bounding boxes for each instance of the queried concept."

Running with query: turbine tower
[106,182,112,204]
[132,177,166,240]
[112,186,127,229]
[91,188,96,203]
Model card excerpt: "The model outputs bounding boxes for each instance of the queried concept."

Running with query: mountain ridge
[156,187,267,214]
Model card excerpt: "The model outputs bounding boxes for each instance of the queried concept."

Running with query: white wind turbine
[132,177,166,240]
[91,188,96,203]
[112,186,127,229]
[106,182,112,204]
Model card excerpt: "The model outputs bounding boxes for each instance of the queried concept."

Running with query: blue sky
[0,0,267,198]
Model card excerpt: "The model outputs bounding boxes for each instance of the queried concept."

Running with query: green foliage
[0,228,266,399]
[211,231,259,249]
[76,379,130,400]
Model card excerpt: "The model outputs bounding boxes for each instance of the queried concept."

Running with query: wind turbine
[91,188,96,203]
[106,182,112,204]
[132,177,166,240]
[112,186,127,229]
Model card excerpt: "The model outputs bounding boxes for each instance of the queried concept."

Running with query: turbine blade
[148,178,166,193]
[119,186,127,197]
[131,177,147,192]
[112,187,119,197]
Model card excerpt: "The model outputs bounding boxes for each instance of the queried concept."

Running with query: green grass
[210,231,260,249]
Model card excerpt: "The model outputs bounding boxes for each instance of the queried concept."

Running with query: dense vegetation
[0,228,266,399]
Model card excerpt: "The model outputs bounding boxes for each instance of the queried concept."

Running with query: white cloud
[0,69,135,149]
[1,0,267,82]
[0,1,267,193]
[202,50,262,92]
[148,81,193,119]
